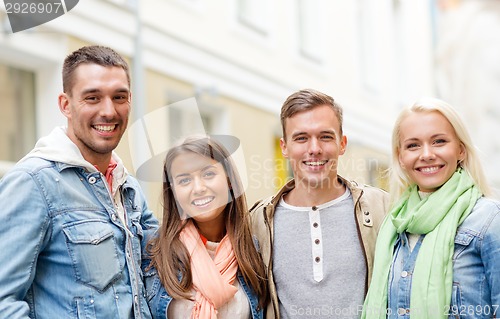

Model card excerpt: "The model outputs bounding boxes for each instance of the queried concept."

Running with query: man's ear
[58,93,71,119]
[280,137,288,158]
[339,135,347,155]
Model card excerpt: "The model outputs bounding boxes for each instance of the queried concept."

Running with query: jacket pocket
[448,283,463,319]
[453,229,474,260]
[142,263,160,302]
[63,219,122,292]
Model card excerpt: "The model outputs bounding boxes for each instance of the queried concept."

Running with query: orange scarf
[179,221,238,319]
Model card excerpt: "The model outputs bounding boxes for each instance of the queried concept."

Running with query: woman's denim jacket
[388,197,500,319]
[0,156,159,319]
[143,263,263,319]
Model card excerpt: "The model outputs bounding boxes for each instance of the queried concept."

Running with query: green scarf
[362,169,481,319]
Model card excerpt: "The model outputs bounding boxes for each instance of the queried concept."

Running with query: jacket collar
[21,126,128,188]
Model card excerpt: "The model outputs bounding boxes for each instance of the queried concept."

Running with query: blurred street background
[1,0,499,216]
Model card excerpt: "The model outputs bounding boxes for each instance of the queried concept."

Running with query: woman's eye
[406,143,418,149]
[177,178,191,185]
[434,139,447,145]
[203,171,216,178]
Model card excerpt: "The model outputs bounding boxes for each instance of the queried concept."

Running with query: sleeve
[0,169,51,319]
[137,186,159,258]
[481,208,500,315]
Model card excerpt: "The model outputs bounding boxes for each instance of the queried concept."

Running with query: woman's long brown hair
[147,136,268,308]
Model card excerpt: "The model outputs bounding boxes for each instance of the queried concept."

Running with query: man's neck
[83,152,113,175]
[284,177,346,207]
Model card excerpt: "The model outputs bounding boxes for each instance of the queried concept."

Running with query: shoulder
[249,180,295,216]
[461,197,500,235]
[8,157,55,175]
[1,158,58,190]
[249,195,274,214]
[343,177,389,206]
[248,195,275,232]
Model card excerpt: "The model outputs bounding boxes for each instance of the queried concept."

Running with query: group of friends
[0,45,498,319]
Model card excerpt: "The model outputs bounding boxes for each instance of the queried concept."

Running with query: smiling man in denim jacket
[0,45,158,319]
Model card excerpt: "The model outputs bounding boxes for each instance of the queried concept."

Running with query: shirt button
[134,295,139,304]
[88,176,97,184]
[364,211,369,215]
[315,257,321,263]
[401,271,409,278]
[115,295,119,300]
[314,239,320,245]
[312,206,318,211]
[313,222,319,228]
[397,308,407,315]
[364,218,371,223]
[111,214,117,221]
[90,299,94,304]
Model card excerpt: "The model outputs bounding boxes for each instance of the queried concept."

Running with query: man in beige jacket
[250,89,389,319]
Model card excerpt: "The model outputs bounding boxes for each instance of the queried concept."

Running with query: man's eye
[114,95,129,103]
[85,96,99,102]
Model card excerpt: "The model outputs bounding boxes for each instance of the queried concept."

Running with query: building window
[0,64,36,171]
[367,158,389,191]
[297,0,324,64]
[274,136,290,191]
[357,0,382,94]
[168,102,213,139]
[236,0,270,36]
[106,0,135,8]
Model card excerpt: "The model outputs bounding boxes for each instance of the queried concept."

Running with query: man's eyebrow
[291,131,307,139]
[81,88,101,95]
[291,130,337,138]
[80,87,130,95]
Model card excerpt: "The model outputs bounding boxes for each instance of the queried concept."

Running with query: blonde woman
[363,98,500,319]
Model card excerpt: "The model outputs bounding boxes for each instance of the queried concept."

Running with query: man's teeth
[305,161,327,166]
[420,166,439,173]
[193,197,214,206]
[94,125,115,132]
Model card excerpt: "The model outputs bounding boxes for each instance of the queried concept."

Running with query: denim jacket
[388,197,500,319]
[143,264,263,319]
[0,127,159,319]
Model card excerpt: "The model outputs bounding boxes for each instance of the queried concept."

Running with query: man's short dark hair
[62,45,130,95]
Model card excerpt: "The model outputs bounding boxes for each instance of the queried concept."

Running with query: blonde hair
[389,97,491,202]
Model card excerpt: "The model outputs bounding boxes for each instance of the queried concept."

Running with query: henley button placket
[309,206,323,282]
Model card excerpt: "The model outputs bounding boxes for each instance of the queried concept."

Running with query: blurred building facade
[435,0,500,196]
[5,0,492,214]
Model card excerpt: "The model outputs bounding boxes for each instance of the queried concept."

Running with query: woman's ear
[398,150,406,169]
[459,143,466,164]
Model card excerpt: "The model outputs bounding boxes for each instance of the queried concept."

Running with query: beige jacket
[249,176,389,319]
